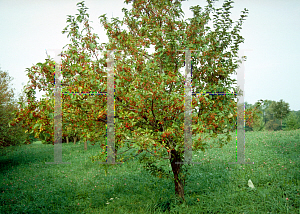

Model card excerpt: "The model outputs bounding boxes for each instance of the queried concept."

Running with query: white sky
[0,0,299,111]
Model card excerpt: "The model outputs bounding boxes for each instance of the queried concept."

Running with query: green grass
[0,129,300,213]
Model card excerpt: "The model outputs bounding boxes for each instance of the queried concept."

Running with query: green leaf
[76,16,82,23]
[33,123,40,129]
[90,43,96,49]
[48,113,54,119]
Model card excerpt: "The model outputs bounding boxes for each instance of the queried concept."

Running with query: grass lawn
[0,129,300,213]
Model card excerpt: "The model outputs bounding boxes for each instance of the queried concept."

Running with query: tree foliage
[253,99,280,131]
[0,68,30,151]
[244,100,264,132]
[283,111,300,131]
[271,99,291,130]
[244,99,294,132]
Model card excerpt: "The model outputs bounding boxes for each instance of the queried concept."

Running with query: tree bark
[84,140,87,150]
[74,136,77,145]
[66,136,69,144]
[170,149,186,202]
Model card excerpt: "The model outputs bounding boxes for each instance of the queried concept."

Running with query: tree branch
[144,148,172,160]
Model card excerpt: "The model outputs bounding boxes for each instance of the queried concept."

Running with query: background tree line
[244,99,300,132]
[0,67,36,151]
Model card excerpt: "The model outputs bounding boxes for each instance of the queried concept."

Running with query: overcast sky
[0,0,299,111]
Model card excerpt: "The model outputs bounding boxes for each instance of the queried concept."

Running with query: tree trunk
[170,149,186,203]
[74,136,77,145]
[66,136,69,144]
[84,140,87,150]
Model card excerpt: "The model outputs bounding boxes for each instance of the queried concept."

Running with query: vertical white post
[229,49,254,165]
[106,50,116,164]
[184,48,192,164]
[97,49,123,166]
[176,48,201,165]
[46,49,70,165]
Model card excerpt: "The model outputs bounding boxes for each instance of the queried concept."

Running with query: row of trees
[0,68,34,150]
[244,99,299,132]
[6,0,253,203]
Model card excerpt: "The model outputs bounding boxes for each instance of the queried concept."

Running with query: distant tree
[0,68,29,150]
[259,99,275,128]
[264,119,279,131]
[244,100,264,132]
[244,101,253,110]
[271,99,291,130]
[244,101,253,132]
[296,110,300,127]
[251,101,264,131]
[283,111,300,131]
[264,101,281,131]
[252,115,264,131]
